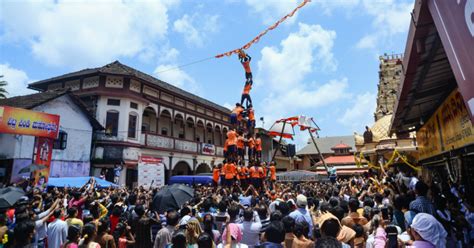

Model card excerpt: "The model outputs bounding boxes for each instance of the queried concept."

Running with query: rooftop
[331,143,351,150]
[316,155,355,165]
[297,135,355,155]
[0,89,103,130]
[28,61,230,113]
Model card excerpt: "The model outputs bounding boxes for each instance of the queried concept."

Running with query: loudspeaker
[288,144,296,157]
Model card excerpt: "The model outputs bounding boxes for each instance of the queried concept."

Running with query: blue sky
[0,0,413,148]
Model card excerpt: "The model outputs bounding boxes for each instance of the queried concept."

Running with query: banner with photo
[34,137,53,189]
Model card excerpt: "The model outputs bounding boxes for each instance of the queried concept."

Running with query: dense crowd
[0,167,473,248]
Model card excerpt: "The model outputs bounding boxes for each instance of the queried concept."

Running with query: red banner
[140,156,163,164]
[34,137,53,189]
[0,106,60,139]
[428,0,474,123]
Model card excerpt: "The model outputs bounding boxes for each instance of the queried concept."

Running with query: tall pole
[308,129,329,175]
[271,121,286,162]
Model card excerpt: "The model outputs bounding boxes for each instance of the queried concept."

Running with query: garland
[354,150,422,171]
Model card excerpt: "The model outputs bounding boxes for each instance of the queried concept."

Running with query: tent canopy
[276,170,329,182]
[47,177,118,188]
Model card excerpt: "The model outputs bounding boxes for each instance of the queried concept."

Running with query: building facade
[0,91,102,185]
[296,135,367,175]
[28,61,231,187]
[374,54,403,121]
[390,0,474,204]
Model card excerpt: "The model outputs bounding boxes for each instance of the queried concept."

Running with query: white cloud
[0,0,179,68]
[356,34,377,49]
[245,0,302,25]
[154,65,200,94]
[173,14,219,47]
[256,23,337,92]
[356,0,412,50]
[338,92,377,132]
[254,23,347,127]
[0,64,36,97]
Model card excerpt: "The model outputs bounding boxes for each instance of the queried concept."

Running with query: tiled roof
[28,61,230,113]
[332,143,351,149]
[316,155,355,165]
[0,89,69,109]
[297,135,355,155]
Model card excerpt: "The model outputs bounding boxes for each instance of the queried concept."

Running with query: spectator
[47,209,68,248]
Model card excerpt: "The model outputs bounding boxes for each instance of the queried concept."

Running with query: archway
[173,161,191,175]
[185,117,195,141]
[174,114,185,139]
[214,126,222,146]
[195,163,211,174]
[206,123,214,144]
[142,107,157,133]
[196,120,205,142]
[159,109,172,136]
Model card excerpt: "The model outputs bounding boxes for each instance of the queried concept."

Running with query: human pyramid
[213,50,277,190]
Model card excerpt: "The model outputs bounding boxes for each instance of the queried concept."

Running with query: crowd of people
[1,167,473,248]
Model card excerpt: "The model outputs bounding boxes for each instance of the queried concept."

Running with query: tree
[0,75,7,99]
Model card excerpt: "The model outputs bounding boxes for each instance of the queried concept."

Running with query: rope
[154,56,215,75]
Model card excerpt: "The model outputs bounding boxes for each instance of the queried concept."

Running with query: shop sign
[417,89,474,160]
[0,106,60,139]
[202,143,216,155]
[428,0,474,123]
[138,156,165,188]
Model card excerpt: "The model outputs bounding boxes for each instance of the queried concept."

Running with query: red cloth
[110,215,120,233]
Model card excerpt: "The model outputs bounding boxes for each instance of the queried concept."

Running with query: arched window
[128,112,138,138]
[161,127,168,136]
[105,111,119,136]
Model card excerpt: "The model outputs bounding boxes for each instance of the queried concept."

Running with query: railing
[141,132,223,156]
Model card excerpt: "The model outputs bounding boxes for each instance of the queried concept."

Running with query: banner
[428,0,474,123]
[34,137,53,189]
[201,143,216,155]
[0,106,60,139]
[138,156,165,188]
[417,89,474,160]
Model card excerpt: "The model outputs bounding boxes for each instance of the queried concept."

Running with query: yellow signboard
[417,89,474,160]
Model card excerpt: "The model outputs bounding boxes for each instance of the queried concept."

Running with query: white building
[27,61,231,187]
[0,90,102,184]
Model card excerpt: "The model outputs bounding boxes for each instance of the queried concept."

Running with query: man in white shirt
[47,209,68,248]
[238,208,262,248]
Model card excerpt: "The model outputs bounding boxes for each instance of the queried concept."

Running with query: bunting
[215,0,311,58]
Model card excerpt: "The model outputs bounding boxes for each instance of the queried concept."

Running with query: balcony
[140,132,224,156]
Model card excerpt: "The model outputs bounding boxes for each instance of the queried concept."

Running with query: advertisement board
[201,143,216,155]
[138,156,165,188]
[0,106,60,139]
[428,0,474,123]
[417,89,474,160]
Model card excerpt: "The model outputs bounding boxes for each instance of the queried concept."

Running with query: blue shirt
[289,208,313,238]
[409,196,435,215]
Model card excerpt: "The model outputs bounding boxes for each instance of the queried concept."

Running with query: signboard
[417,89,474,160]
[138,156,165,188]
[201,143,216,155]
[0,106,60,139]
[34,137,53,189]
[428,0,474,123]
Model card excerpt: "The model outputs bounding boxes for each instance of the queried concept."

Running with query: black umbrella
[0,187,25,209]
[18,164,47,174]
[153,184,194,213]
